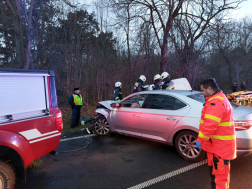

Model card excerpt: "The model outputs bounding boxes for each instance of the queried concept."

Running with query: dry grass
[26,159,42,171]
[58,99,97,134]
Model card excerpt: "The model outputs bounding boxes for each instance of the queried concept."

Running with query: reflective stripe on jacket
[133,79,144,93]
[162,80,175,90]
[114,87,123,101]
[197,91,236,160]
[73,94,83,106]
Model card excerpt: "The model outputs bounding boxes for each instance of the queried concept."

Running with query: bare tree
[209,18,252,88]
[108,0,243,74]
[3,0,78,69]
[4,0,25,68]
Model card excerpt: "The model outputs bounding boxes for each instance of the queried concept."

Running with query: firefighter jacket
[153,79,163,90]
[133,79,144,93]
[162,80,175,90]
[68,93,83,109]
[114,87,123,101]
[197,90,236,160]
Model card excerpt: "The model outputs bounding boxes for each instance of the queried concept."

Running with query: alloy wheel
[178,134,200,159]
[94,119,110,135]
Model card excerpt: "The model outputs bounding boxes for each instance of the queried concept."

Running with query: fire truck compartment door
[0,74,49,123]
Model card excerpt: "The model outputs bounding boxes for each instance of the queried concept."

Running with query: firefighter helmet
[161,72,169,79]
[115,82,122,87]
[154,74,161,81]
[139,75,146,83]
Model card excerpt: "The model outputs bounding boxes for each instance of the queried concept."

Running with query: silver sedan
[93,90,252,162]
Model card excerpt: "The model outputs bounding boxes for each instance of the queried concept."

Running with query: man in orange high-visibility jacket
[196,78,236,189]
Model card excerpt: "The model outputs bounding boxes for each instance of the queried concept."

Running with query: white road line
[127,159,208,189]
[60,134,96,142]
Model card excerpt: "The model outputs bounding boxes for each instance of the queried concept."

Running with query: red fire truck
[0,69,63,189]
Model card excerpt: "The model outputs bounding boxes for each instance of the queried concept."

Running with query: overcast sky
[231,0,252,19]
[76,0,251,20]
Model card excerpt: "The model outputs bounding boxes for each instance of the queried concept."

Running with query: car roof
[137,90,201,96]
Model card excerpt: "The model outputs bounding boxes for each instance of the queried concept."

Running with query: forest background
[1,0,252,131]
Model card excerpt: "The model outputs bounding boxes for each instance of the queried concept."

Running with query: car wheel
[93,115,110,135]
[0,161,15,189]
[175,131,206,162]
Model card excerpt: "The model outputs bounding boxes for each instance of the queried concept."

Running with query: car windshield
[187,93,205,103]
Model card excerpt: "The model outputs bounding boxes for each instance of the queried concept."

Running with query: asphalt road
[16,133,252,189]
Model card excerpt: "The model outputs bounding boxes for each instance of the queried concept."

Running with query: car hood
[232,104,252,120]
[98,100,117,109]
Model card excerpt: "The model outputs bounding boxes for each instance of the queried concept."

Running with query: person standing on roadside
[161,72,175,90]
[114,82,123,101]
[133,75,146,93]
[153,74,163,90]
[231,83,237,92]
[68,87,83,128]
[240,81,246,91]
[196,78,236,189]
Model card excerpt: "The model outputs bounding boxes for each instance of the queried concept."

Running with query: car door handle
[167,117,176,120]
[133,114,139,117]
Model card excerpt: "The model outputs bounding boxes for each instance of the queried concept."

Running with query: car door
[109,94,147,137]
[140,94,190,142]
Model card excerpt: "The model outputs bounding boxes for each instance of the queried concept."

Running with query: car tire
[0,161,15,189]
[93,115,110,135]
[175,130,206,162]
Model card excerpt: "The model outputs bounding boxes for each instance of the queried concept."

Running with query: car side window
[149,94,175,110]
[173,99,187,110]
[148,94,187,110]
[121,94,146,108]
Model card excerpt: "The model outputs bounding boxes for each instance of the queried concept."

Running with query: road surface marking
[127,159,208,189]
[60,134,96,142]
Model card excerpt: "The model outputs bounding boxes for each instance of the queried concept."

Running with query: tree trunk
[126,4,132,85]
[160,40,168,73]
[10,0,25,68]
[221,52,232,85]
[24,0,34,69]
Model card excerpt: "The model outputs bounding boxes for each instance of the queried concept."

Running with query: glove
[196,141,202,151]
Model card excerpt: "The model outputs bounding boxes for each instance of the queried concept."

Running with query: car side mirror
[111,103,120,108]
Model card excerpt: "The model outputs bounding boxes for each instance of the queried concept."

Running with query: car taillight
[234,121,252,131]
[55,110,63,132]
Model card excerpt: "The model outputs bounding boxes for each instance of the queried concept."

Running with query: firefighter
[114,82,123,101]
[160,72,175,90]
[133,75,146,93]
[68,87,83,128]
[153,74,163,90]
[196,78,236,189]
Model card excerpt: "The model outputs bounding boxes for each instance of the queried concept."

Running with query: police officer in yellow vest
[68,87,83,128]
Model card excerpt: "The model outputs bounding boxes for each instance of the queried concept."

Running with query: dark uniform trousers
[71,107,81,127]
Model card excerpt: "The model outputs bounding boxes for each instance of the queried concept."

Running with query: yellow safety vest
[73,94,83,106]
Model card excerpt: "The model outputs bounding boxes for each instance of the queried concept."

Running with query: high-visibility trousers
[207,152,231,189]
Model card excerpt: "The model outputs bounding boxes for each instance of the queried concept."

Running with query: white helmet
[154,74,161,81]
[139,75,146,83]
[161,72,169,79]
[115,82,122,87]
